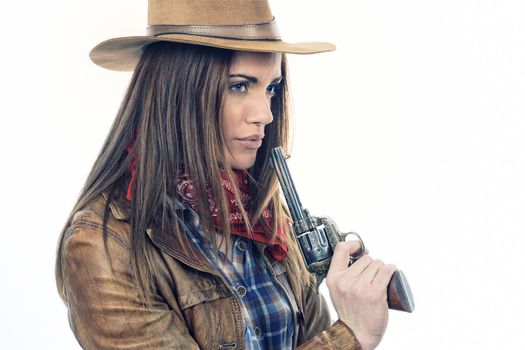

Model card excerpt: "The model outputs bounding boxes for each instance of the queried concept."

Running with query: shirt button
[236,285,247,297]
[236,240,247,252]
[254,327,262,338]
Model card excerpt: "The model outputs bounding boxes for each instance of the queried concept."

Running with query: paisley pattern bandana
[125,151,288,261]
[176,169,288,261]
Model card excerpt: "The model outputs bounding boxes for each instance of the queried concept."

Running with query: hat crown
[148,0,274,26]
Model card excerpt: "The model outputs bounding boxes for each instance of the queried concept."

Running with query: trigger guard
[346,231,366,263]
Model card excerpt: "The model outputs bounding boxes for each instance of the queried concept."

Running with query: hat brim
[90,34,336,71]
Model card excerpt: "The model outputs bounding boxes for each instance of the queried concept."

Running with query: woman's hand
[326,241,396,350]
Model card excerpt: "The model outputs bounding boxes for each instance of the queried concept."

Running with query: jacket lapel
[103,190,218,275]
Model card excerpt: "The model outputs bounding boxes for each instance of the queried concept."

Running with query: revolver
[270,147,415,313]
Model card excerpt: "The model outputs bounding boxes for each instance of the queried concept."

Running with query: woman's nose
[245,94,273,126]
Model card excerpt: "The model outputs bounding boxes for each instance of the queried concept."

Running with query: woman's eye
[267,83,280,96]
[230,82,248,93]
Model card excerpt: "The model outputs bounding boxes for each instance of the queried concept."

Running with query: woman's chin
[229,157,256,170]
[231,162,254,170]
[222,150,259,170]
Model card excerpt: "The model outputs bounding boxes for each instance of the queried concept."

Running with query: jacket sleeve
[296,283,363,350]
[61,217,200,350]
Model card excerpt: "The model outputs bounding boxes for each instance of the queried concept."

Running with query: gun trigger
[346,231,366,262]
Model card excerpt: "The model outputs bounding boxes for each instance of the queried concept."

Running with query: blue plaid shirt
[180,203,295,350]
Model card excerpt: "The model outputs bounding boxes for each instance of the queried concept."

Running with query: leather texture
[60,190,362,349]
[146,20,281,40]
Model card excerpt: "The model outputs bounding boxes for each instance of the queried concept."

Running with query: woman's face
[221,51,282,170]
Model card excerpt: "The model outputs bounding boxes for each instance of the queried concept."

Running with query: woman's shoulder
[65,192,133,254]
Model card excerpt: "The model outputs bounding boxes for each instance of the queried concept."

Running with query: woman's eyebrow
[229,74,282,84]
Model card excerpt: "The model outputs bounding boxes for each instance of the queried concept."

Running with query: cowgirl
[56,1,396,349]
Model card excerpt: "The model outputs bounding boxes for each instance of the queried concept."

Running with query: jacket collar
[102,189,219,275]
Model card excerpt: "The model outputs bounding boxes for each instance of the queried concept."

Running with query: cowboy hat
[90,0,336,71]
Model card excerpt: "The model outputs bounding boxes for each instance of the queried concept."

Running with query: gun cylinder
[296,225,333,266]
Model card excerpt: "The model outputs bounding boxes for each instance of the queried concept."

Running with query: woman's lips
[237,139,263,149]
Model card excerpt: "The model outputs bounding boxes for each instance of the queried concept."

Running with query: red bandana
[176,169,288,261]
[126,153,288,261]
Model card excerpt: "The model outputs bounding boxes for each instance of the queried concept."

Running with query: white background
[1,0,524,349]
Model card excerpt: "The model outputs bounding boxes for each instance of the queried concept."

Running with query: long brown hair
[56,42,313,304]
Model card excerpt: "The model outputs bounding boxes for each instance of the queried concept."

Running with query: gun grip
[387,270,415,313]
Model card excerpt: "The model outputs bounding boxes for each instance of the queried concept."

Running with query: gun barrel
[270,147,306,222]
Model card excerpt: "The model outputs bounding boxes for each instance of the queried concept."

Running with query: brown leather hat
[90,0,336,71]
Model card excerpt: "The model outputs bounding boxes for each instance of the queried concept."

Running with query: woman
[56,1,395,349]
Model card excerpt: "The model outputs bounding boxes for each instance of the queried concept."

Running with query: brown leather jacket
[60,192,362,349]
